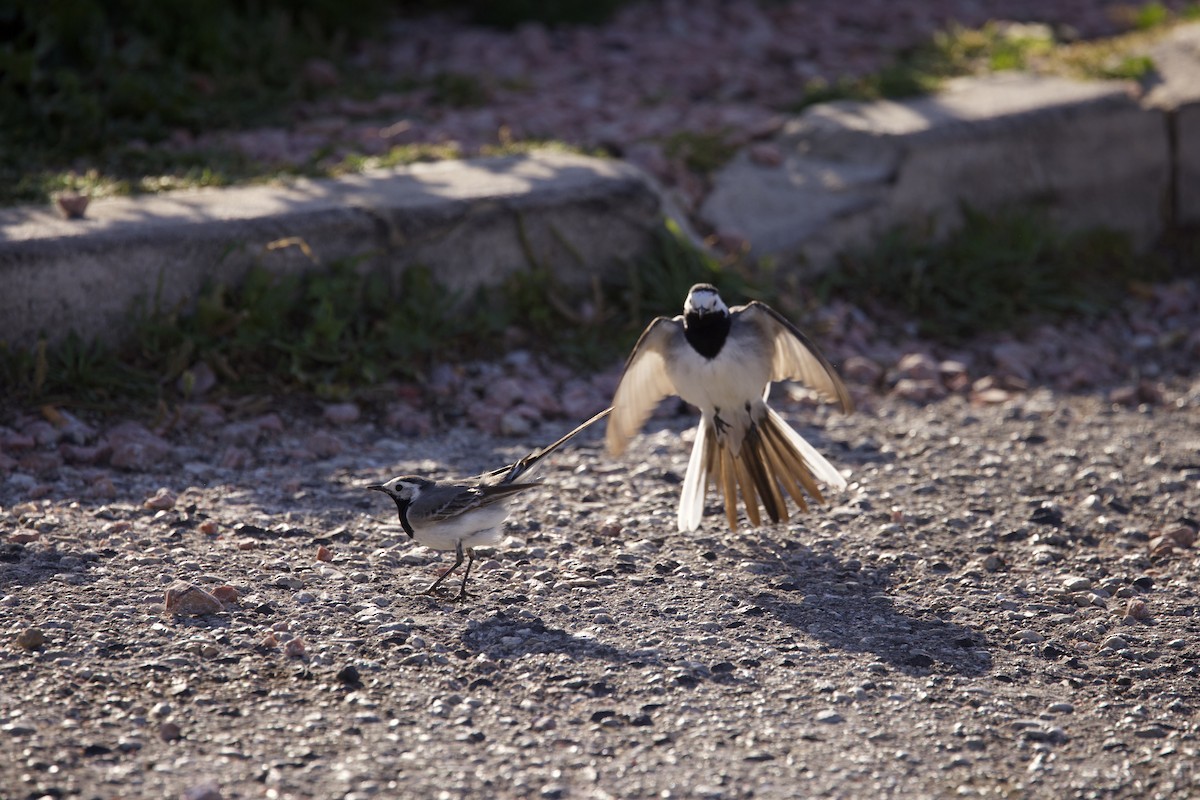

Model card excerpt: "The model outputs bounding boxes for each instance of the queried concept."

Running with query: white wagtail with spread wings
[368,407,611,600]
[607,283,852,532]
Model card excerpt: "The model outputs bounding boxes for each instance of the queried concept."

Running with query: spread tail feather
[712,407,848,530]
[677,408,847,531]
[765,406,847,491]
[678,421,709,532]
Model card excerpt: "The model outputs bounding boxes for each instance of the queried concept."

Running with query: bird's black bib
[684,313,732,360]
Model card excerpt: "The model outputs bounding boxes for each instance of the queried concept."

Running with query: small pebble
[211,585,239,605]
[183,781,223,800]
[1062,576,1092,592]
[55,192,90,219]
[14,627,46,650]
[164,583,224,616]
[143,487,177,511]
[1099,635,1130,651]
[1125,598,1151,620]
[323,402,361,425]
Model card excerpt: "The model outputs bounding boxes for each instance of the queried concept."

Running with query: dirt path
[2,379,1198,798]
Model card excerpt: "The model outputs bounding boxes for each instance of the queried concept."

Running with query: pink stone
[143,487,177,511]
[211,585,240,605]
[323,402,361,425]
[892,378,945,403]
[18,451,62,477]
[60,443,111,465]
[164,583,224,616]
[990,341,1035,383]
[385,401,434,437]
[303,58,340,88]
[304,432,344,459]
[177,362,217,398]
[25,420,61,447]
[107,421,172,471]
[218,447,253,470]
[748,142,783,166]
[841,355,884,386]
[893,352,939,383]
[486,377,527,410]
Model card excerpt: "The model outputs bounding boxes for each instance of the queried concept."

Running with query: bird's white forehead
[382,477,422,498]
[685,285,727,315]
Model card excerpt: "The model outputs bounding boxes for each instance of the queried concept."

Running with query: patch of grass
[661,130,739,175]
[819,206,1168,342]
[794,5,1192,110]
[1049,37,1162,82]
[5,145,290,206]
[0,222,756,409]
[1133,1,1173,29]
[429,72,491,108]
[625,220,758,325]
[329,143,467,175]
[0,206,1171,412]
[479,135,597,160]
[796,22,1055,108]
[1,1,391,157]
[1098,54,1158,80]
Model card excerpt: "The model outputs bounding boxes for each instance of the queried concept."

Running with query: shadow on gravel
[461,612,640,665]
[750,545,992,678]
[0,542,105,591]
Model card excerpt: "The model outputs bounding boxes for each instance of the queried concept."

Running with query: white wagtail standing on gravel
[368,407,611,600]
[606,283,852,532]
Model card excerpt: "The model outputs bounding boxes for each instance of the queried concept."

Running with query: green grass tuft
[661,131,739,175]
[819,206,1167,342]
[0,210,1174,413]
[0,222,754,409]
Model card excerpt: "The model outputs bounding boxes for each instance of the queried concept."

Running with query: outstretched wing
[605,316,682,457]
[735,302,853,412]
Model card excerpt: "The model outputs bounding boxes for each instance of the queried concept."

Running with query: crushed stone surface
[2,297,1199,798]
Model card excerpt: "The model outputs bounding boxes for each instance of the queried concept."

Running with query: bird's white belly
[666,336,771,416]
[415,504,510,552]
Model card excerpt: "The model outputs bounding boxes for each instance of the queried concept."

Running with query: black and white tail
[678,403,845,532]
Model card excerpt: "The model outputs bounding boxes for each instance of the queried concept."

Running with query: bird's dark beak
[367,484,387,494]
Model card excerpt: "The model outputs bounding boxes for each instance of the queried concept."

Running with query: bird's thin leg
[423,541,465,596]
[454,548,476,601]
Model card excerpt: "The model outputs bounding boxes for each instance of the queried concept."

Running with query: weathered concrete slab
[701,73,1170,267]
[0,150,663,349]
[1144,23,1200,226]
[1179,104,1200,226]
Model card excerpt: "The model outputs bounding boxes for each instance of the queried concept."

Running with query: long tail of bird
[678,405,845,532]
[485,407,612,486]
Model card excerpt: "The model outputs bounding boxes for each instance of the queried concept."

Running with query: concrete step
[700,22,1200,267]
[0,150,664,349]
[701,73,1169,266]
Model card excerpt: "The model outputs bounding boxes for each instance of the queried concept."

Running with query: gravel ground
[2,279,1199,799]
[6,3,1200,797]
